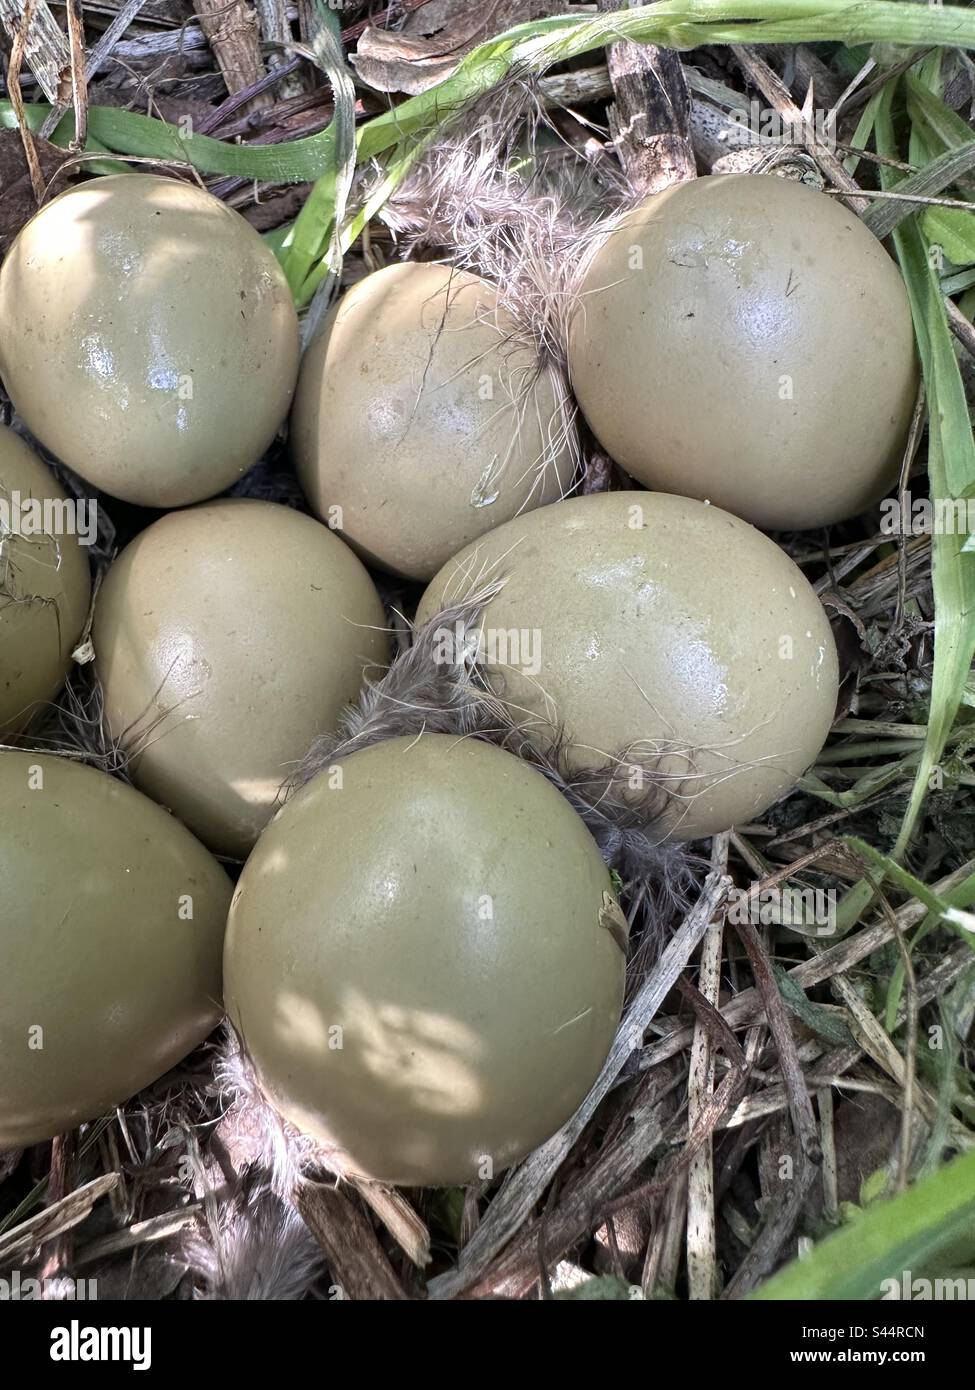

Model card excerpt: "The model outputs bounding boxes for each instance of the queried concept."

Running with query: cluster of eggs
[0,170,916,1183]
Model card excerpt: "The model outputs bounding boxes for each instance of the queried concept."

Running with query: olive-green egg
[224,734,626,1187]
[0,751,231,1150]
[0,175,300,508]
[93,498,389,859]
[568,174,918,531]
[291,262,575,581]
[0,426,91,737]
[417,492,838,839]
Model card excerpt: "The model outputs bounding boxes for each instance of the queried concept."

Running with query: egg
[0,175,300,508]
[93,499,389,859]
[0,426,91,738]
[224,734,626,1187]
[0,750,231,1149]
[568,174,918,530]
[291,261,575,581]
[417,492,839,839]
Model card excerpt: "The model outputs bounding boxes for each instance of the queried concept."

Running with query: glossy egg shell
[224,734,625,1187]
[0,426,91,737]
[417,492,839,839]
[0,751,231,1150]
[93,498,390,859]
[291,262,575,581]
[0,175,300,508]
[568,174,918,530]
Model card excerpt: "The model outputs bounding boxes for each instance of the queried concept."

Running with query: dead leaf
[352,0,569,96]
[0,129,74,253]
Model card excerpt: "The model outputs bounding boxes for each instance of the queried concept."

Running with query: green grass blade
[7,4,975,186]
[843,90,882,178]
[752,1147,975,1299]
[0,99,341,182]
[921,207,975,267]
[906,70,975,154]
[845,835,975,940]
[280,3,357,299]
[883,868,975,1033]
[861,140,975,240]
[874,85,975,857]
